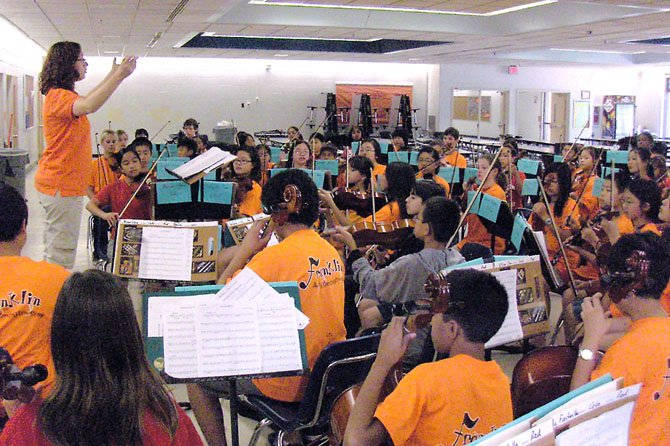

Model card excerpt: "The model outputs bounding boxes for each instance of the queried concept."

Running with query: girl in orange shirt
[603,178,662,242]
[358,139,386,186]
[415,147,450,196]
[256,143,274,187]
[228,146,263,218]
[571,146,600,218]
[499,142,526,211]
[457,153,507,256]
[364,162,415,224]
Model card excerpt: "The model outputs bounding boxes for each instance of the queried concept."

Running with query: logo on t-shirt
[653,357,670,401]
[299,256,343,290]
[449,412,492,445]
[0,290,43,315]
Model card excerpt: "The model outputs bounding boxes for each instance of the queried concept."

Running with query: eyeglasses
[233,159,252,164]
[543,179,559,185]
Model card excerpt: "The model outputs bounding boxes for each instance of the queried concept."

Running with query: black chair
[245,334,381,446]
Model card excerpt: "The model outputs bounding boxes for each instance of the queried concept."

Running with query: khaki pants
[37,191,83,270]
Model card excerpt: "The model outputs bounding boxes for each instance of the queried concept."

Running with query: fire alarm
[508,65,519,75]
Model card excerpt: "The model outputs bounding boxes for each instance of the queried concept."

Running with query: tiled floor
[19,166,564,446]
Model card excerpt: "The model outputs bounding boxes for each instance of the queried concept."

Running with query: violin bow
[537,176,580,299]
[562,120,589,164]
[611,154,615,211]
[310,111,334,173]
[150,120,171,141]
[118,146,168,219]
[568,145,606,221]
[370,167,377,221]
[286,116,311,151]
[445,147,502,250]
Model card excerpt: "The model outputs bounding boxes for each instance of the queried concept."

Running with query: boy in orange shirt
[0,185,70,415]
[344,268,512,446]
[571,233,670,446]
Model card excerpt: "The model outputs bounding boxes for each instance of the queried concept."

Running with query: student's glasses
[234,159,252,165]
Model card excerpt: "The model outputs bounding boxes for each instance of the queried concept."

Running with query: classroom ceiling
[3,0,670,65]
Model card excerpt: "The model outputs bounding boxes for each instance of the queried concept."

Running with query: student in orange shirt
[415,147,450,196]
[571,233,670,446]
[88,129,121,263]
[457,153,507,257]
[364,162,416,224]
[0,185,70,416]
[602,178,662,243]
[35,41,136,269]
[358,139,386,186]
[442,127,467,168]
[256,143,274,187]
[344,268,513,446]
[228,146,263,218]
[570,146,600,218]
[188,169,345,446]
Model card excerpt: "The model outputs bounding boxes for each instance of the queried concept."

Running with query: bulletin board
[453,96,491,121]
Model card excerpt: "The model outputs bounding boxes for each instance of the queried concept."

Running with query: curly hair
[39,41,81,95]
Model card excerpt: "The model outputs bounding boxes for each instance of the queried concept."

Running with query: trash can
[0,149,30,197]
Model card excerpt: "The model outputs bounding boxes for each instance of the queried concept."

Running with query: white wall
[437,63,670,141]
[80,57,435,148]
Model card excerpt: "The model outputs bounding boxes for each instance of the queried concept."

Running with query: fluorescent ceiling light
[550,48,646,55]
[247,0,556,16]
[274,53,289,57]
[202,32,378,42]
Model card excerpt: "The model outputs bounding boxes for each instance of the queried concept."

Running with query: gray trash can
[0,149,30,197]
[212,125,237,145]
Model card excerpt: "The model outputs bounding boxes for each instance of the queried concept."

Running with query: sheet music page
[138,226,193,281]
[276,292,310,329]
[163,300,199,378]
[485,269,524,349]
[147,294,217,337]
[215,267,280,304]
[196,301,262,377]
[171,147,236,178]
[555,402,635,446]
[258,298,303,373]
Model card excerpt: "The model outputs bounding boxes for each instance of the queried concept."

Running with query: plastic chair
[245,334,381,446]
[511,345,577,418]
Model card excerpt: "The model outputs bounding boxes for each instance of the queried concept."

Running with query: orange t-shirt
[372,163,387,185]
[442,151,467,168]
[571,173,599,218]
[248,229,345,402]
[0,257,70,398]
[364,201,402,224]
[638,222,661,236]
[375,354,513,446]
[591,317,670,446]
[416,172,450,196]
[35,88,92,197]
[238,181,263,217]
[89,156,117,194]
[457,183,506,254]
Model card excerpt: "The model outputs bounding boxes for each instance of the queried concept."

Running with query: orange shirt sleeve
[238,181,263,217]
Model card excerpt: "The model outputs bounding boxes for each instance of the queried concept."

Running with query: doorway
[452,89,509,140]
[516,90,569,142]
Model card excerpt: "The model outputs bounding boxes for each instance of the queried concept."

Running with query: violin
[332,188,388,218]
[349,218,415,248]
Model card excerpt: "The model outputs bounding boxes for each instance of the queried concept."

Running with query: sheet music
[555,402,635,446]
[163,300,199,378]
[196,301,262,377]
[171,147,236,179]
[258,299,303,373]
[147,294,217,337]
[485,269,524,349]
[215,267,278,304]
[138,226,193,281]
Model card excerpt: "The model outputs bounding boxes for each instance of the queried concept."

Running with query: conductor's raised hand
[376,317,416,370]
[239,219,274,256]
[116,56,137,79]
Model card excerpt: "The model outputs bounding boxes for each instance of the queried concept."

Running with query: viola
[349,218,415,248]
[332,188,388,218]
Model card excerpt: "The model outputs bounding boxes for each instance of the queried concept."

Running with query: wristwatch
[578,348,595,361]
[544,217,552,226]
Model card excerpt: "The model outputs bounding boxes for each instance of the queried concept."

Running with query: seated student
[228,145,263,218]
[457,153,507,257]
[134,127,149,139]
[309,132,325,159]
[183,118,198,140]
[391,129,408,152]
[357,139,386,187]
[636,130,654,150]
[602,178,662,242]
[570,233,670,446]
[415,146,450,196]
[651,141,667,160]
[0,270,203,445]
[650,155,670,190]
[177,138,198,160]
[88,129,121,263]
[344,269,512,446]
[628,147,654,181]
[529,162,580,283]
[364,162,415,225]
[129,136,153,177]
[335,196,464,370]
[195,134,210,154]
[318,144,337,160]
[256,143,274,187]
[236,131,255,148]
[115,129,129,152]
[570,146,600,218]
[86,147,152,235]
[442,127,467,168]
[348,124,365,146]
[188,169,345,446]
[285,140,312,169]
[0,185,70,418]
[319,155,374,226]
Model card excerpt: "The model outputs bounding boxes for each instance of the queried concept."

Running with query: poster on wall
[335,84,413,126]
[573,100,590,128]
[602,95,635,139]
[453,96,491,121]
